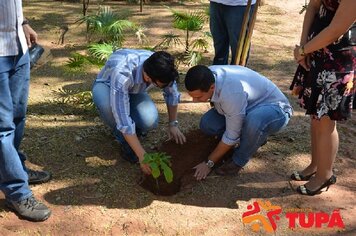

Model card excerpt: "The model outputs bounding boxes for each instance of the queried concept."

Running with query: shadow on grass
[31,62,98,90]
[28,100,96,117]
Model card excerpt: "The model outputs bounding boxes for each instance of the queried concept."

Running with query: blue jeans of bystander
[210,2,254,65]
[0,49,32,202]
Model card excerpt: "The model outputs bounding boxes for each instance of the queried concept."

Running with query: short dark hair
[185,65,215,92]
[143,51,178,86]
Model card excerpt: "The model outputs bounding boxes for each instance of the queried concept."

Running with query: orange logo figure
[242,200,282,233]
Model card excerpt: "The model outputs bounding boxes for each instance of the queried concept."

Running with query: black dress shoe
[215,160,243,176]
[296,175,337,196]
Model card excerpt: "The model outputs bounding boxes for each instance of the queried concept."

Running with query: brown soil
[140,130,224,195]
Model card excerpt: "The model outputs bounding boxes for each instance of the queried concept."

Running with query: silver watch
[168,120,178,127]
[206,160,215,168]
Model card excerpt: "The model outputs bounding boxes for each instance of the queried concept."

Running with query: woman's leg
[296,117,318,176]
[305,116,338,190]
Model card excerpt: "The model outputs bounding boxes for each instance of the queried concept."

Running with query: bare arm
[207,141,233,164]
[122,134,150,174]
[167,104,178,123]
[303,0,356,54]
[300,0,321,45]
[166,104,186,144]
[124,134,146,161]
[193,140,234,180]
[22,20,38,47]
[293,0,321,70]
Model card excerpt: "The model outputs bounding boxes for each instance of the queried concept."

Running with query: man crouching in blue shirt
[185,65,292,180]
[92,49,186,175]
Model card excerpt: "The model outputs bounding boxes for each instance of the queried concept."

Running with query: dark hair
[143,51,178,85]
[185,65,215,92]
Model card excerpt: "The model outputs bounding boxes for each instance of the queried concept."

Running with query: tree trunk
[185,29,189,53]
[82,0,89,16]
[57,25,69,45]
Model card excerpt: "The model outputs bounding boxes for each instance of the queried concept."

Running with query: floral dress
[290,0,356,121]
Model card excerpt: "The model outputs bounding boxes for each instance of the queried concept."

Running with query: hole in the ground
[139,130,230,196]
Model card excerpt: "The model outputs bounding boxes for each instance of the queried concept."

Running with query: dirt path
[0,0,355,235]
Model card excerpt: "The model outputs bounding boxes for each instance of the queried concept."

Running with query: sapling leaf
[143,152,174,183]
[143,153,153,163]
[150,163,160,179]
[152,169,161,179]
[161,162,173,183]
[160,155,171,163]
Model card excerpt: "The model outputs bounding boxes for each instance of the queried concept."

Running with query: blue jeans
[92,82,159,140]
[200,104,290,167]
[0,50,32,202]
[210,2,254,65]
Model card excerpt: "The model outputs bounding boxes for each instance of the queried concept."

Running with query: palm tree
[170,8,208,53]
[67,6,147,69]
[78,6,137,47]
[156,7,209,66]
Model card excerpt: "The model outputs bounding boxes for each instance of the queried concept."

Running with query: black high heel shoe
[296,175,337,196]
[290,171,316,181]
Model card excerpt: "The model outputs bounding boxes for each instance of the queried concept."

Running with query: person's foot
[303,174,335,192]
[215,160,243,176]
[5,195,51,222]
[290,171,316,181]
[291,164,317,181]
[297,175,336,196]
[28,169,52,185]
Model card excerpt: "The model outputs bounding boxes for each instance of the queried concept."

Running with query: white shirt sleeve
[220,91,248,146]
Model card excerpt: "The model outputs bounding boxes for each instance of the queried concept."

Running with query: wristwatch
[298,45,306,56]
[168,120,178,127]
[22,19,29,25]
[206,160,215,168]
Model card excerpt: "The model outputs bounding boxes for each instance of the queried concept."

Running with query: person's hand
[168,126,186,144]
[294,45,304,61]
[193,162,212,181]
[298,55,310,71]
[298,55,311,71]
[294,45,311,71]
[140,162,151,175]
[23,24,37,48]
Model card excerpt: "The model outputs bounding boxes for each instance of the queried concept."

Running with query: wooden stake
[240,0,261,66]
[233,0,252,65]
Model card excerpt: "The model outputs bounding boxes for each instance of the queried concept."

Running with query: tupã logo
[242,200,282,233]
